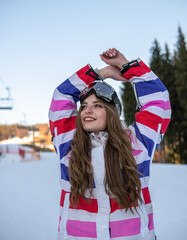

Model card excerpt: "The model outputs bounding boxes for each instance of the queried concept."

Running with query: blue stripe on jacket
[133,123,154,157]
[60,163,96,188]
[57,79,80,102]
[59,140,72,160]
[137,160,150,178]
[60,163,70,181]
[135,78,167,97]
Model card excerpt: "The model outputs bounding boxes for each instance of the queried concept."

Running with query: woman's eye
[81,105,86,111]
[95,104,103,108]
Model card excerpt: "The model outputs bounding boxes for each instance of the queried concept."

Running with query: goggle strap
[86,67,102,80]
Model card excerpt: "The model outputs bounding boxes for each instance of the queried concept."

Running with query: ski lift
[0,87,13,110]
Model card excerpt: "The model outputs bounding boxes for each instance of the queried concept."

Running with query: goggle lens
[79,81,121,115]
[79,81,113,102]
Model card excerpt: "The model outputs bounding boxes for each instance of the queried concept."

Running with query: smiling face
[80,94,107,135]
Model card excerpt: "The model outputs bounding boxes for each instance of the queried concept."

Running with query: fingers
[101,48,118,58]
[100,54,107,62]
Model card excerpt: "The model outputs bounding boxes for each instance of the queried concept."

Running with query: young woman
[49,48,171,240]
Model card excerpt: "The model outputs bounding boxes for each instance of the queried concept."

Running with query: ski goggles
[79,81,121,115]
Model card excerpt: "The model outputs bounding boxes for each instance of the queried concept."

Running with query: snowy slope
[0,153,60,240]
[0,153,187,240]
[149,164,187,240]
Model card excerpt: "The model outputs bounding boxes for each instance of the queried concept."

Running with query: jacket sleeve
[122,59,171,178]
[48,64,98,160]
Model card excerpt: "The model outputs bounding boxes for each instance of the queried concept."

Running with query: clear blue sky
[0,0,187,125]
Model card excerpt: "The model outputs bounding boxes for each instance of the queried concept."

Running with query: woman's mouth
[84,117,95,122]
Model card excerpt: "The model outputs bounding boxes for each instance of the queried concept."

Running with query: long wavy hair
[69,95,142,213]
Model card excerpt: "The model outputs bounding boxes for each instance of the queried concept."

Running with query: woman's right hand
[98,65,128,81]
[100,48,129,69]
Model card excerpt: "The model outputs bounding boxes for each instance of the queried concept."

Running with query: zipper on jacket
[150,123,162,162]
[132,82,142,109]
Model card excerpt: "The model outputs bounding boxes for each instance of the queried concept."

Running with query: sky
[0,0,187,125]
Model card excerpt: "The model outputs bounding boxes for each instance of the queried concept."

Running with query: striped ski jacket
[49,59,171,240]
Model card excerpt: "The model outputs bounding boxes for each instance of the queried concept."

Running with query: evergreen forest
[121,26,187,164]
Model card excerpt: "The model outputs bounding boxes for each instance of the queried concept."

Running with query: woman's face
[80,94,107,135]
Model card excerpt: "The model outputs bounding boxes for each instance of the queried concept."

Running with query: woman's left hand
[100,48,129,69]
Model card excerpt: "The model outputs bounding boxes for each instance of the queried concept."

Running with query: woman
[49,48,171,240]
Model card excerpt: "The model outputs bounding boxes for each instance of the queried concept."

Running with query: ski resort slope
[0,152,187,240]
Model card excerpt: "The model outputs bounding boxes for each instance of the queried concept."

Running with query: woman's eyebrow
[82,100,101,105]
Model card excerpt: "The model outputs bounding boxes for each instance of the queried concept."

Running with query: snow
[149,164,187,240]
[0,153,187,240]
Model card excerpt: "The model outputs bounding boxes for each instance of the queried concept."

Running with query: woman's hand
[98,65,128,81]
[100,48,129,69]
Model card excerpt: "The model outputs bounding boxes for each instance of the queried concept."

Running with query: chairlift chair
[0,97,13,110]
[0,87,13,110]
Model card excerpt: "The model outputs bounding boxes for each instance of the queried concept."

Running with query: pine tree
[120,82,137,126]
[149,39,167,163]
[161,44,180,162]
[150,38,163,78]
[173,26,187,163]
[175,26,187,112]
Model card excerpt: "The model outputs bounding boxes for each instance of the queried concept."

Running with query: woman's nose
[85,106,93,114]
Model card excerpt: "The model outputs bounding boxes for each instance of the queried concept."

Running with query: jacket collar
[90,131,108,148]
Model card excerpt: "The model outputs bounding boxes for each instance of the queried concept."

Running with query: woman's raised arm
[49,65,99,160]
[100,48,171,186]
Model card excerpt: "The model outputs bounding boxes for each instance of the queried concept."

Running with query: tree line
[121,26,187,164]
